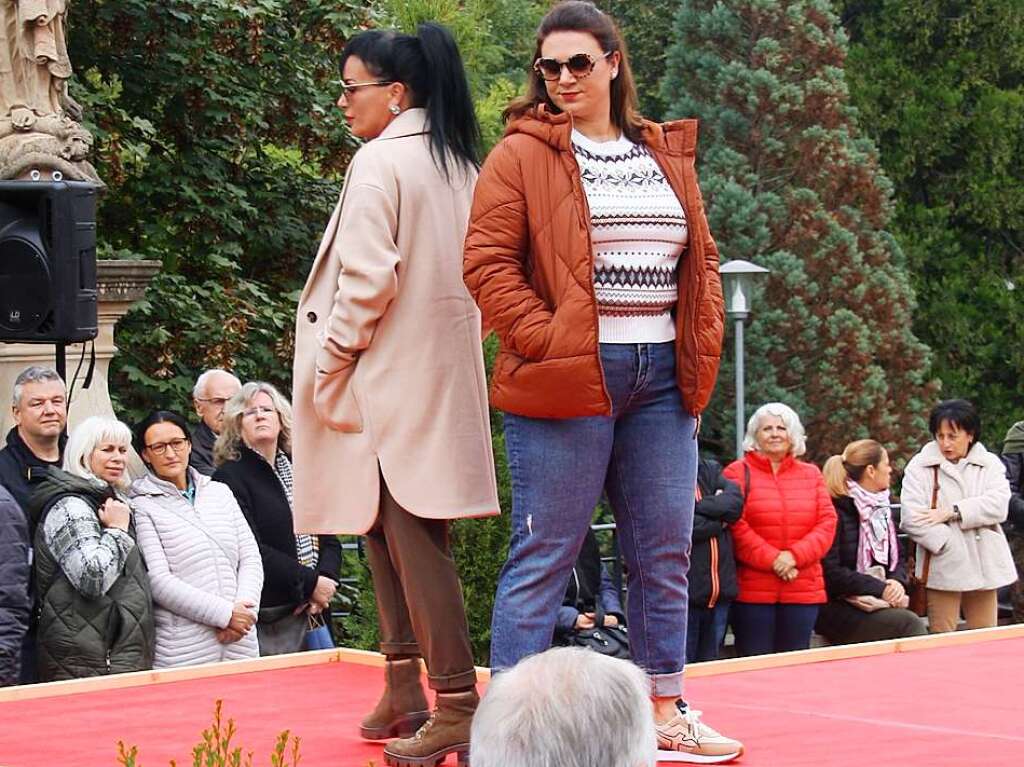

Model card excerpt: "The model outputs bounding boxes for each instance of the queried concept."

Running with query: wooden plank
[685,623,1024,678]
[3,624,1020,702]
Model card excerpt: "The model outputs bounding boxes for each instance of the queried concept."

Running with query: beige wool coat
[291,109,499,534]
[900,440,1017,592]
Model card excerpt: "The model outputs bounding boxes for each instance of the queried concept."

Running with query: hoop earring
[389,104,401,115]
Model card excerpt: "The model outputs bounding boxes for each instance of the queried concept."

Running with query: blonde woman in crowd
[818,440,926,644]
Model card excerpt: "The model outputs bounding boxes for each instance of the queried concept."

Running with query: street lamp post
[719,259,770,459]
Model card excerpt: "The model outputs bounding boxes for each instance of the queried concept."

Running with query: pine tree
[662,0,937,464]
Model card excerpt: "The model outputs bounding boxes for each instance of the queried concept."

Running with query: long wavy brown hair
[504,1,644,142]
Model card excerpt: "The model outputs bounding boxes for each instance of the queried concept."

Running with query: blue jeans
[686,601,731,663]
[731,603,820,656]
[490,342,696,697]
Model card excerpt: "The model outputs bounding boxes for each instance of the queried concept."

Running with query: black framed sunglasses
[533,51,612,82]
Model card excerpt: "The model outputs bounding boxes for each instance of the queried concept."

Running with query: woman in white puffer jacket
[129,410,263,667]
[900,399,1017,633]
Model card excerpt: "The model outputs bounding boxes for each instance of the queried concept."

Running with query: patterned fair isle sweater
[572,129,688,343]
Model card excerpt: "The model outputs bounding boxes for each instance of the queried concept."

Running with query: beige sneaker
[656,703,743,763]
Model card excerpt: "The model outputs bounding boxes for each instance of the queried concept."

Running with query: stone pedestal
[0,259,161,472]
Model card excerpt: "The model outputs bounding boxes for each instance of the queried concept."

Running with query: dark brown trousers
[364,475,477,691]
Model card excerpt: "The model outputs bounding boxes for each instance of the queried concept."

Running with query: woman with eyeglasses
[292,21,498,767]
[463,2,738,762]
[129,410,263,668]
[211,382,342,657]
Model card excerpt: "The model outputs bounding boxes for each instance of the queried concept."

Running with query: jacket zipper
[645,137,704,413]
[708,537,720,609]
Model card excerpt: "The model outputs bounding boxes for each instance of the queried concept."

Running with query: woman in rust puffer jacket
[463,3,740,762]
[723,402,837,656]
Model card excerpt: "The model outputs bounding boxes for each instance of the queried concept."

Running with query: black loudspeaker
[0,180,98,344]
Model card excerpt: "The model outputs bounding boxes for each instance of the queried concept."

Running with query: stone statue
[0,1,100,182]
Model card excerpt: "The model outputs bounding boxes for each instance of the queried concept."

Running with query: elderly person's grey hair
[213,381,293,466]
[11,365,64,407]
[742,401,807,457]
[470,647,656,767]
[62,416,133,491]
[192,368,242,399]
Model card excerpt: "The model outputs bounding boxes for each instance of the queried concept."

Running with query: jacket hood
[28,469,113,526]
[504,104,697,156]
[1002,421,1024,454]
[4,426,66,472]
[130,467,211,499]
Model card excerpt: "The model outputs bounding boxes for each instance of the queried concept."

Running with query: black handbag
[563,603,630,660]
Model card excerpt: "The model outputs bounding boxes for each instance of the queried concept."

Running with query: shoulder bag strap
[921,466,939,585]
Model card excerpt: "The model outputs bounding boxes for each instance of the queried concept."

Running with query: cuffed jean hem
[380,641,420,656]
[649,670,684,698]
[428,668,479,692]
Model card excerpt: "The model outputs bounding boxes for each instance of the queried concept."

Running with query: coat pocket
[313,361,363,433]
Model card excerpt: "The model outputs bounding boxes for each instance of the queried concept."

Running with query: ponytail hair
[340,22,481,179]
[822,439,887,498]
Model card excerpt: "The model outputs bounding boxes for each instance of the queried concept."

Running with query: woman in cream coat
[130,411,263,667]
[291,24,497,767]
[901,399,1016,633]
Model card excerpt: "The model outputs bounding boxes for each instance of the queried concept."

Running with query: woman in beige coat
[291,23,498,767]
[901,399,1017,633]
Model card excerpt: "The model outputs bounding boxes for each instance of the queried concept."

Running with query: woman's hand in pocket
[313,346,363,432]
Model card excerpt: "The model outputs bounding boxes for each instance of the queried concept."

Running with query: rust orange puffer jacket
[463,107,724,418]
[723,452,837,604]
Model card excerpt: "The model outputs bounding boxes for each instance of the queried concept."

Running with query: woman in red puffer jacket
[723,402,837,656]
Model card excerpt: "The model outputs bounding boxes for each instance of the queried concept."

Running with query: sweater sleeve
[463,138,555,360]
[789,473,839,567]
[316,534,342,582]
[43,497,134,599]
[132,503,234,629]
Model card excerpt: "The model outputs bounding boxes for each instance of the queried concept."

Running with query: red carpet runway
[1,629,1022,766]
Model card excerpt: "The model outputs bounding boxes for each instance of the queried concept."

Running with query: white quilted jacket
[130,469,263,667]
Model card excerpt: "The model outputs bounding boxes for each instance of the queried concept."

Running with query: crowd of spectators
[0,365,1020,687]
[0,365,342,686]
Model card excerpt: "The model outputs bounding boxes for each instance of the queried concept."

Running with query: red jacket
[723,452,837,604]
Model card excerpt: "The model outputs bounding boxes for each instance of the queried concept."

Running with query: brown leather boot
[382,688,478,767]
[360,658,431,741]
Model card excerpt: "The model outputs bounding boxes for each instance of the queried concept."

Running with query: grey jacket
[900,441,1017,592]
[0,485,30,685]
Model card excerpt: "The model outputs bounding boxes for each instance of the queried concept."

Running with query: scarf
[272,451,319,570]
[847,479,898,574]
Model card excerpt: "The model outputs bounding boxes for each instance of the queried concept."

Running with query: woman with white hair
[722,403,837,655]
[28,415,154,681]
[213,382,342,655]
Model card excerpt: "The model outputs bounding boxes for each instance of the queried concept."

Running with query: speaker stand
[55,342,66,383]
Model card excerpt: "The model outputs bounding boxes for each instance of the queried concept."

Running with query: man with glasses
[0,365,68,683]
[189,369,242,475]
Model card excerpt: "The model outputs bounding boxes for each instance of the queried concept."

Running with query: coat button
[307,311,317,323]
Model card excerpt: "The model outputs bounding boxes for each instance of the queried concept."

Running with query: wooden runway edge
[683,623,1024,678]
[2,624,1019,703]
